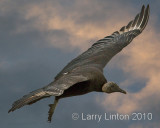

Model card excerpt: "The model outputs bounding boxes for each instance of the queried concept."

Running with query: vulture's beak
[118,88,127,94]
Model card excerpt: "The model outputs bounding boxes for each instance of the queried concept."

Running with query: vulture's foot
[48,98,59,122]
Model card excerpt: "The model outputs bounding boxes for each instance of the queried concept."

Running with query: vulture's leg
[48,97,59,122]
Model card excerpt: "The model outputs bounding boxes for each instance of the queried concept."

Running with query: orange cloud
[7,0,135,51]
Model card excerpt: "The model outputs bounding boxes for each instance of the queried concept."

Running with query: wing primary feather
[140,4,150,31]
[136,5,145,28]
[126,21,133,30]
[120,26,126,32]
[131,14,140,28]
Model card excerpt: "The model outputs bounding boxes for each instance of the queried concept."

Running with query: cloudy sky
[1,0,160,127]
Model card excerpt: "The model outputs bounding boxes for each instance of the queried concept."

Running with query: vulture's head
[102,82,127,94]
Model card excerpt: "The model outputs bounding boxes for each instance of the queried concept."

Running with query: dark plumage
[8,5,150,122]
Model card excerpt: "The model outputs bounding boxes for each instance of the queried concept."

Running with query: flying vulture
[8,5,150,122]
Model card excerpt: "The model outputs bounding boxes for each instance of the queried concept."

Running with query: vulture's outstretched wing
[47,66,105,96]
[46,72,89,96]
[55,5,150,80]
[8,66,105,113]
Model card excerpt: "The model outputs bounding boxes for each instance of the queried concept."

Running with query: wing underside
[46,71,90,96]
[55,5,150,80]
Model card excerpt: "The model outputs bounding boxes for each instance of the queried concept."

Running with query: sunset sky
[1,0,160,128]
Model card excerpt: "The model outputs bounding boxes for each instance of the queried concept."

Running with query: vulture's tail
[8,87,51,113]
